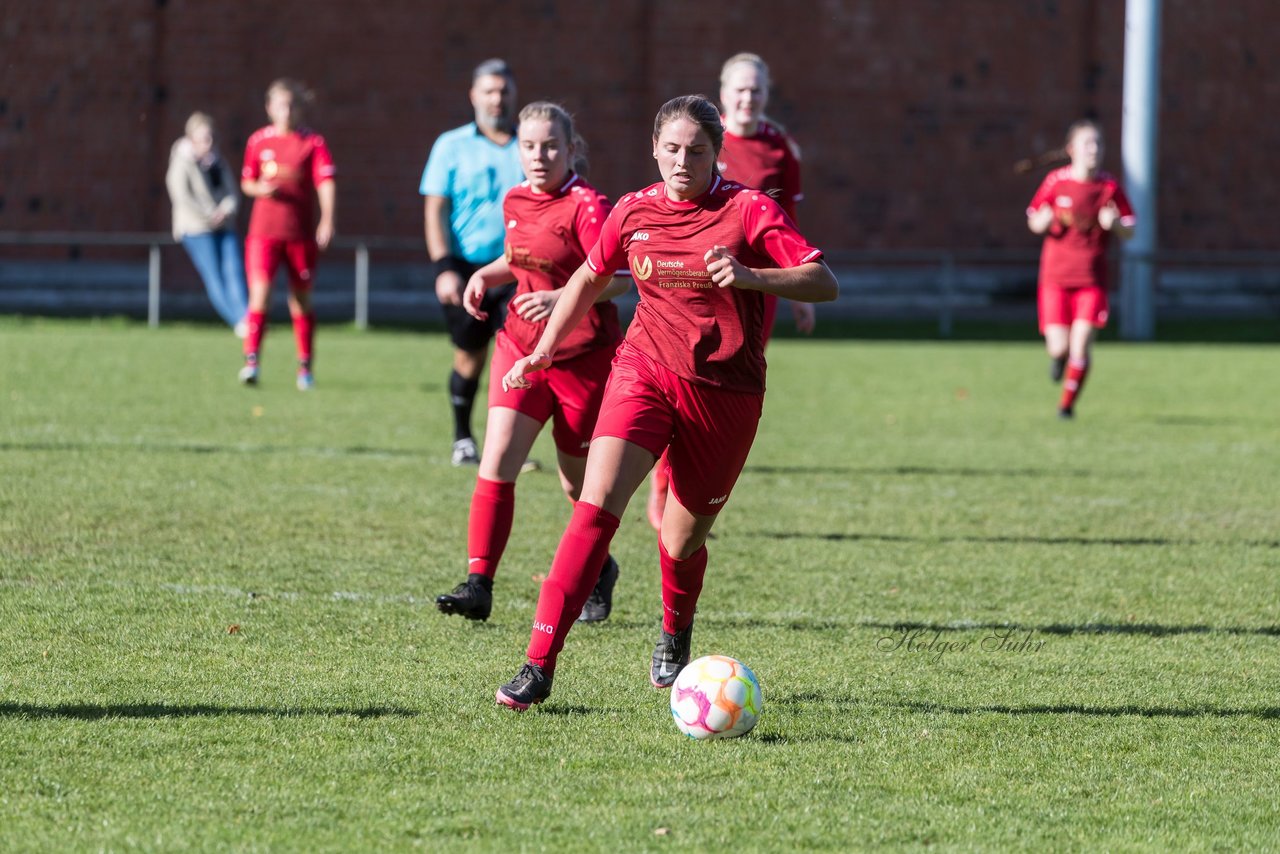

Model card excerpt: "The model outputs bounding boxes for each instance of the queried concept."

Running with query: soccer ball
[669,655,763,740]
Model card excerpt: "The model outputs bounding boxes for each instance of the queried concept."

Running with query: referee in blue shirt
[421,58,524,466]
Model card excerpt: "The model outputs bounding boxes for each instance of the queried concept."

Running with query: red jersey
[242,126,336,241]
[718,118,803,221]
[586,176,822,393]
[1028,167,1135,289]
[502,174,619,361]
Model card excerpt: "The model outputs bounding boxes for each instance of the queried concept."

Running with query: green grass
[2,317,1278,851]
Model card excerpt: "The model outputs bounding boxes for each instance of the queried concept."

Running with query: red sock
[526,502,620,675]
[466,477,516,581]
[1060,358,1090,411]
[659,539,707,633]
[244,310,267,360]
[292,311,315,365]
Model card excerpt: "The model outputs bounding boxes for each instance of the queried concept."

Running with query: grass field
[2,317,1278,851]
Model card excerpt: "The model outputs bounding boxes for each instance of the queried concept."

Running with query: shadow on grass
[744,464,1106,478]
[894,699,1280,720]
[756,530,1280,549]
[864,620,1280,638]
[767,692,1280,721]
[0,702,418,720]
[0,441,425,459]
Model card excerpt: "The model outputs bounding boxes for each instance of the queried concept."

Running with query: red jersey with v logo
[587,176,821,393]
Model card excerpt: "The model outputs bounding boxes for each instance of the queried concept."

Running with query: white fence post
[148,243,161,328]
[355,242,369,331]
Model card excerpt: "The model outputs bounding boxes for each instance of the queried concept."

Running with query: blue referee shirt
[419,123,523,265]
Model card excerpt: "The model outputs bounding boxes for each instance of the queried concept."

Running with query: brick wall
[1,0,1275,252]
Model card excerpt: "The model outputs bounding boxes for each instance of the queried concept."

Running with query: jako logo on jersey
[631,255,653,281]
[1055,196,1074,208]
[708,494,728,505]
[631,231,650,241]
[533,621,554,635]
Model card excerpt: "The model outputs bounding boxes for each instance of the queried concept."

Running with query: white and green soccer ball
[669,655,763,740]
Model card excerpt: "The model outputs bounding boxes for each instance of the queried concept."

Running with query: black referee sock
[449,370,480,441]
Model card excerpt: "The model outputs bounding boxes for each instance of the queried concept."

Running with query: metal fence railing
[3,232,1279,336]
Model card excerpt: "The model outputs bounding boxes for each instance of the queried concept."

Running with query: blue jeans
[181,230,248,327]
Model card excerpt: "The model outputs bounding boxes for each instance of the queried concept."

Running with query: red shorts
[245,237,317,291]
[488,330,616,457]
[1039,284,1108,333]
[593,343,763,516]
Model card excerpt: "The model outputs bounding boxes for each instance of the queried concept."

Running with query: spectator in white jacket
[166,112,248,334]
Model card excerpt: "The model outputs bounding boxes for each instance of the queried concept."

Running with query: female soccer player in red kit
[647,52,814,530]
[718,52,815,341]
[494,95,838,711]
[434,102,628,624]
[1027,119,1134,418]
[239,79,336,390]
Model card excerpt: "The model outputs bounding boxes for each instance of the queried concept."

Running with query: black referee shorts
[437,259,516,352]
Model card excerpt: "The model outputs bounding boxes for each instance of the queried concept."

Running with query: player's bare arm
[502,263,613,391]
[424,194,464,306]
[315,179,336,250]
[789,300,816,334]
[462,257,515,320]
[512,275,629,324]
[704,246,837,302]
[1098,203,1135,239]
[1027,204,1056,234]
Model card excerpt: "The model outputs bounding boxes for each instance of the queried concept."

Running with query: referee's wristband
[432,255,465,278]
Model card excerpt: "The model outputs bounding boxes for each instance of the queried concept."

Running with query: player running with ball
[494,95,837,712]
[1026,119,1134,418]
[434,102,628,625]
[647,51,816,530]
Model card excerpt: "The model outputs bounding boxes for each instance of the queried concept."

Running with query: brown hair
[653,95,724,156]
[265,78,315,107]
[1065,118,1103,147]
[518,101,589,176]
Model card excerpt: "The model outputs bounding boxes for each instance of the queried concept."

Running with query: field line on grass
[0,436,424,461]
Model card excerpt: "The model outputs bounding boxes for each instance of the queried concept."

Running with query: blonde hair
[184,111,213,138]
[519,101,589,176]
[719,52,771,88]
[265,78,315,107]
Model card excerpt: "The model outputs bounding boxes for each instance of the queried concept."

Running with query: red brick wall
[1,0,1275,251]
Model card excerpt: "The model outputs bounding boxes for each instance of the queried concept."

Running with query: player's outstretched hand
[512,290,559,323]
[463,274,489,320]
[502,352,552,392]
[704,245,759,290]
